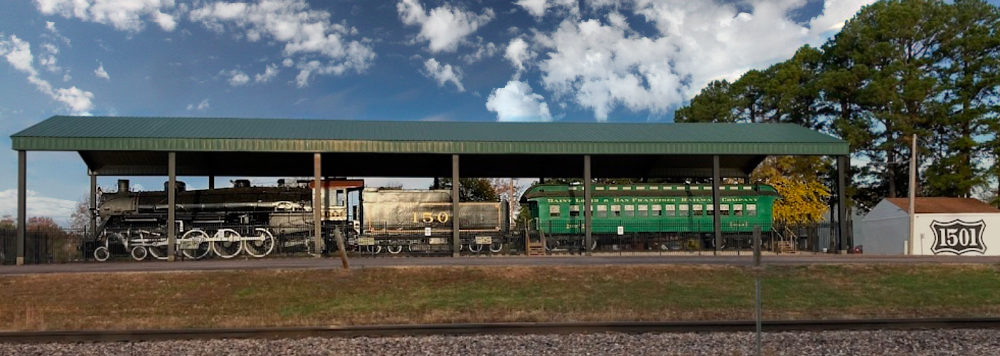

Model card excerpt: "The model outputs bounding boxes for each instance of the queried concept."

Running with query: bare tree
[69,194,91,233]
[489,178,528,227]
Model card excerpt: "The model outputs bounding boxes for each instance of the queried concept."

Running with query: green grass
[0,264,998,331]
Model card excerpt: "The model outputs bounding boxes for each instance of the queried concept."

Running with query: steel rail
[2,318,1000,344]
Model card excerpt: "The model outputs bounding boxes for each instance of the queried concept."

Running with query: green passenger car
[521,183,779,248]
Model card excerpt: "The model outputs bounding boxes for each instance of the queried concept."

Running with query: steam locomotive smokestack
[118,179,129,193]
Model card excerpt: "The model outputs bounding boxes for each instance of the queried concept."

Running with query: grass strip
[0,264,998,331]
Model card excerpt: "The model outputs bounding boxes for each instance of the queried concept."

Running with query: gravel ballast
[2,329,999,355]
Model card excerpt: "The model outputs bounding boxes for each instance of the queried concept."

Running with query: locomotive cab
[313,179,365,223]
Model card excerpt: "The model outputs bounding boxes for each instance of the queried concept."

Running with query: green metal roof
[12,116,848,155]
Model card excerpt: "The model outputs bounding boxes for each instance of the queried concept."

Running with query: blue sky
[0,0,888,225]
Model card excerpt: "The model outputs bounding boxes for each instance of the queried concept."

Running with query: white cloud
[94,62,110,80]
[254,63,279,83]
[516,0,548,17]
[43,21,71,45]
[224,69,250,86]
[190,0,375,87]
[222,64,280,86]
[34,0,180,32]
[422,58,464,92]
[460,39,497,64]
[1,35,35,73]
[518,0,872,120]
[38,43,61,73]
[40,43,59,54]
[187,98,209,111]
[807,0,871,41]
[151,9,177,31]
[293,59,356,87]
[486,80,552,122]
[504,37,534,74]
[515,0,579,18]
[534,17,682,121]
[53,87,95,113]
[397,0,494,53]
[0,189,76,225]
[0,34,94,114]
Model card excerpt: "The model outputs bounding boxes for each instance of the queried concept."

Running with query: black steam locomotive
[92,179,510,261]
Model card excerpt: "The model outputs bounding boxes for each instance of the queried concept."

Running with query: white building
[859,198,1000,255]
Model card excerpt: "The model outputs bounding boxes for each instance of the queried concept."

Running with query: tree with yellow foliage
[751,156,831,227]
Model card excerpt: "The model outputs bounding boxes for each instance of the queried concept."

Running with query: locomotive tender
[93,179,509,261]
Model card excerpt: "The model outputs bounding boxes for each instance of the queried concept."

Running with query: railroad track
[2,318,1000,344]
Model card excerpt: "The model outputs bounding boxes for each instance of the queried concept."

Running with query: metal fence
[0,227,74,265]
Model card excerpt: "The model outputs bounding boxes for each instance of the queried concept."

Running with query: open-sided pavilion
[10,116,851,266]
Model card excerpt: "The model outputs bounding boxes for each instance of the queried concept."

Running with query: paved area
[2,253,998,275]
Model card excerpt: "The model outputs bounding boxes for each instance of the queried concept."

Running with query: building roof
[12,116,848,155]
[886,198,1000,214]
[10,116,849,178]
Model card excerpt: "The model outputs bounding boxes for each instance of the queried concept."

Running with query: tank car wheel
[488,242,504,253]
[467,243,483,253]
[180,229,212,260]
[386,245,403,254]
[243,228,276,258]
[212,229,244,258]
[130,246,148,261]
[94,246,111,262]
[147,243,170,260]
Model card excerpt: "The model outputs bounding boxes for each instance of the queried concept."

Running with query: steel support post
[208,175,215,190]
[16,150,25,266]
[89,172,97,239]
[167,152,176,261]
[313,153,324,254]
[712,155,721,256]
[584,155,592,256]
[452,154,461,257]
[828,198,837,253]
[753,225,762,356]
[837,155,849,252]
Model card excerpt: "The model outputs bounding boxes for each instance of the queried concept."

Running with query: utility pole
[908,134,917,255]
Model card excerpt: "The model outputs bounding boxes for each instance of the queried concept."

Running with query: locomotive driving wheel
[385,245,403,254]
[243,228,275,258]
[467,243,483,253]
[211,229,244,258]
[180,229,211,260]
[489,241,504,253]
[147,242,169,260]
